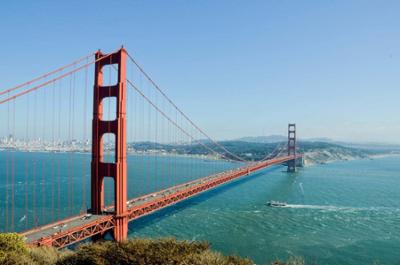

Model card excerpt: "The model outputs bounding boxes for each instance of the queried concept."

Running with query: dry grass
[56,238,252,265]
[0,234,252,265]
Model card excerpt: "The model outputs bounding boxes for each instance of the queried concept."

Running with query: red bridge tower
[91,48,128,241]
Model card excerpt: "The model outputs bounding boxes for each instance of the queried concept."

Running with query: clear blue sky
[1,0,399,143]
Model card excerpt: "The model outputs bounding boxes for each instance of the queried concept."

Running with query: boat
[266,201,287,207]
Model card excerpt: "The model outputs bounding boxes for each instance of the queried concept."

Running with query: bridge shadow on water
[128,165,284,233]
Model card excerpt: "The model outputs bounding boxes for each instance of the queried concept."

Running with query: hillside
[236,135,287,143]
[299,141,375,166]
[0,234,254,265]
[128,140,395,165]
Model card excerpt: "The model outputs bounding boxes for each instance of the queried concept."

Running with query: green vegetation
[0,233,66,265]
[130,140,387,162]
[0,234,384,265]
[0,234,252,265]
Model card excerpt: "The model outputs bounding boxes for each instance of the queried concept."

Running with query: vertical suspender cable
[71,67,76,214]
[67,70,72,215]
[141,78,145,196]
[41,81,47,226]
[154,86,158,191]
[24,92,30,229]
[82,62,88,212]
[33,87,37,227]
[174,108,177,188]
[11,95,15,231]
[57,74,62,220]
[147,82,151,193]
[5,92,10,232]
[161,95,165,189]
[51,81,55,221]
[167,101,171,188]
[133,74,137,196]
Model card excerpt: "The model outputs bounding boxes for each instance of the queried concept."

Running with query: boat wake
[19,215,26,223]
[280,204,398,212]
[283,204,348,210]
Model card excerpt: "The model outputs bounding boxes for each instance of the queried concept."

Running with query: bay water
[1,151,399,264]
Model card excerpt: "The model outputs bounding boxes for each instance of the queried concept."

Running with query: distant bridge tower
[91,48,128,241]
[287,123,296,172]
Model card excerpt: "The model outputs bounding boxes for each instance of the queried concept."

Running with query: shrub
[29,246,70,265]
[0,233,32,265]
[0,234,252,265]
[56,238,252,265]
[0,233,28,254]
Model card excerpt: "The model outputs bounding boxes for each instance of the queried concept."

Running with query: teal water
[128,157,400,265]
[0,151,238,232]
[1,151,400,264]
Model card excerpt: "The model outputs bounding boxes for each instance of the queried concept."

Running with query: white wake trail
[283,204,346,211]
[281,204,398,212]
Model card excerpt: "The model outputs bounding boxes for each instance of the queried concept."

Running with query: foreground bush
[0,234,252,265]
[56,238,252,265]
[0,233,31,265]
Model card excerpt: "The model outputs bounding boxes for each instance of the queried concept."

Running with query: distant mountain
[236,135,338,144]
[305,137,335,143]
[305,138,400,151]
[127,139,397,164]
[328,141,400,151]
[235,135,400,151]
[236,135,286,143]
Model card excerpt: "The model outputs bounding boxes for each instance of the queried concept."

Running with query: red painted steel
[22,154,301,249]
[15,47,302,249]
[91,48,128,241]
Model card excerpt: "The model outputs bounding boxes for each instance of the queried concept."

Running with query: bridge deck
[21,155,301,248]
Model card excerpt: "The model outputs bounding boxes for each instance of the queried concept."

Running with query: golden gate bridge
[0,47,302,248]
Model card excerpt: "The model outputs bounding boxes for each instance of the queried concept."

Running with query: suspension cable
[126,78,235,161]
[125,51,245,162]
[0,52,96,96]
[259,142,287,161]
[0,52,115,105]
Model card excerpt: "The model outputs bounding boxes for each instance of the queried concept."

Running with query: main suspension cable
[126,78,236,161]
[0,52,96,96]
[0,52,115,105]
[126,51,245,162]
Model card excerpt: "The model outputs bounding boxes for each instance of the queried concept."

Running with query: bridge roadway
[21,155,301,248]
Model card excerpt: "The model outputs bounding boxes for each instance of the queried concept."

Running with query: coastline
[0,148,227,162]
[303,151,400,167]
[2,145,399,167]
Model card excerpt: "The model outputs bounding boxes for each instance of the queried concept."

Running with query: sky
[1,0,400,143]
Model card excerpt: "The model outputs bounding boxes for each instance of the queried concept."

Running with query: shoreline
[0,148,231,163]
[304,152,400,167]
[2,147,399,167]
